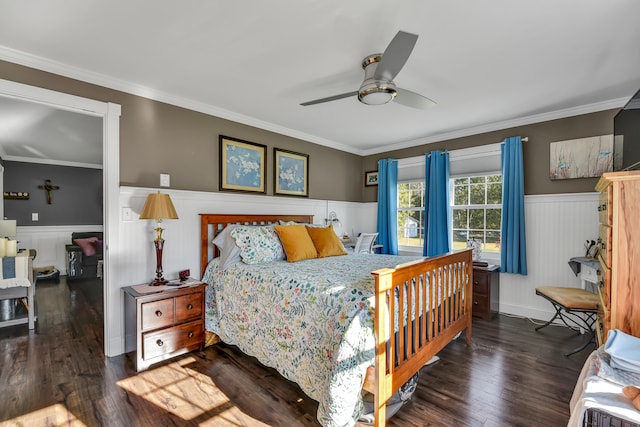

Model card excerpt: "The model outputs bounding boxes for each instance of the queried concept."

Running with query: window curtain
[376,158,398,255]
[500,136,527,275]
[423,150,451,257]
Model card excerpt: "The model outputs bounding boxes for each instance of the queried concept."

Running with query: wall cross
[38,179,60,204]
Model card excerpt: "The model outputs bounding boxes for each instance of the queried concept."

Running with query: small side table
[123,279,205,372]
[472,264,500,321]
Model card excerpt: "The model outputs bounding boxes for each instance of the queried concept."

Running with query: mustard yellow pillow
[274,225,318,262]
[306,225,347,258]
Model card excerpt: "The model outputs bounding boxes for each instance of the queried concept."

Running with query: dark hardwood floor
[0,276,590,426]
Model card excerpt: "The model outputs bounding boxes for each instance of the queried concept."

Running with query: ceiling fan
[300,30,436,110]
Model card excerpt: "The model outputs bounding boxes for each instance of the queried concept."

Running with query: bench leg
[535,305,562,332]
[535,293,597,356]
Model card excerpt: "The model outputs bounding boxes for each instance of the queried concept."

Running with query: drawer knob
[473,301,478,305]
[187,304,193,310]
[188,331,194,338]
[156,339,164,347]
[473,281,478,285]
[155,310,163,317]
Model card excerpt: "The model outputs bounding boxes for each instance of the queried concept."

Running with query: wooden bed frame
[199,213,473,427]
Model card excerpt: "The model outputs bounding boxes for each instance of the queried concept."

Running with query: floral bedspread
[202,253,423,427]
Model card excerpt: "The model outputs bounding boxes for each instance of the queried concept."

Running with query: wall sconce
[324,211,342,232]
[139,191,179,286]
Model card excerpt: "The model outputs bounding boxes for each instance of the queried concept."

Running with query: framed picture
[549,135,613,180]
[274,148,309,197]
[365,170,379,186]
[219,135,266,193]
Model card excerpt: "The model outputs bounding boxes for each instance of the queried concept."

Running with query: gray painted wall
[362,109,619,202]
[4,161,102,226]
[0,60,624,204]
[0,60,364,202]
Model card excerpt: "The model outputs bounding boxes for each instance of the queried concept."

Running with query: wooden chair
[535,286,599,356]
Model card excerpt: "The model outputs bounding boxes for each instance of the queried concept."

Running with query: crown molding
[362,97,627,156]
[2,155,103,169]
[0,45,358,154]
[0,45,625,158]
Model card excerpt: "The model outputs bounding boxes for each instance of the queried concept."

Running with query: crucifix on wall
[38,179,60,204]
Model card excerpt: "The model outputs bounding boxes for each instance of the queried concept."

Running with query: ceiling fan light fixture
[358,82,397,105]
[300,31,434,110]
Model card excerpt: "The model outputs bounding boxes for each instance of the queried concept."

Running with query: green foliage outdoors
[398,175,502,253]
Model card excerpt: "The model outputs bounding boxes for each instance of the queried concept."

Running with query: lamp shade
[139,192,178,221]
[0,220,17,238]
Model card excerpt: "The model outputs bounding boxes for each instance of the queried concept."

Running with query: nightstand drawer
[142,319,204,361]
[473,295,490,317]
[472,265,499,321]
[473,273,490,295]
[175,292,203,323]
[141,298,175,331]
[123,281,206,372]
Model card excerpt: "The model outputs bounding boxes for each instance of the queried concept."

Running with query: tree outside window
[451,175,502,254]
[398,182,425,248]
[397,174,502,256]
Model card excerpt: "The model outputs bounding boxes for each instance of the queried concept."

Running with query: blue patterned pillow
[230,225,285,264]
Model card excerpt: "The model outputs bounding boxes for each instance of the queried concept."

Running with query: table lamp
[0,219,16,238]
[0,220,18,257]
[139,191,179,285]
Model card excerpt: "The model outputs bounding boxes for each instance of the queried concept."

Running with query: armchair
[65,232,103,279]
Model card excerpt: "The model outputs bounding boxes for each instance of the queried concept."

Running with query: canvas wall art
[549,135,613,180]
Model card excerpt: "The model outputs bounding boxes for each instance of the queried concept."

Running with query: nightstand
[472,265,500,320]
[123,280,205,372]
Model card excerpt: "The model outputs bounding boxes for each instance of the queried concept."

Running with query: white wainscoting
[499,192,599,321]
[105,187,377,356]
[102,187,600,356]
[16,225,104,274]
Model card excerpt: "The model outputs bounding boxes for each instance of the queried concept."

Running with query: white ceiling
[1,0,640,167]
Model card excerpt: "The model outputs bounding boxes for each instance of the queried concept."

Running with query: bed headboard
[199,213,314,277]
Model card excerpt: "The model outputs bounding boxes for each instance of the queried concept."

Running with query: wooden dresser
[595,171,640,346]
[123,281,205,372]
[472,265,500,321]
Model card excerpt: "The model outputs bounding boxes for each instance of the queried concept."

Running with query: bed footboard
[371,249,473,427]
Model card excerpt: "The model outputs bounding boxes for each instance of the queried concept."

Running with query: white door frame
[0,78,121,357]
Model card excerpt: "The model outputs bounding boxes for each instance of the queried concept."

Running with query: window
[451,174,502,256]
[398,182,425,248]
[396,174,502,258]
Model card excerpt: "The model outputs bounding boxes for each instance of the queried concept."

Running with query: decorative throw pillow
[274,225,318,262]
[92,239,104,254]
[212,224,243,269]
[306,225,347,258]
[73,237,98,257]
[230,225,285,264]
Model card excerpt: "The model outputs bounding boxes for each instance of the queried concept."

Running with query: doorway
[0,78,120,356]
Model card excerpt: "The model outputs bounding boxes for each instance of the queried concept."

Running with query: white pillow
[230,225,285,264]
[278,220,327,228]
[212,224,242,270]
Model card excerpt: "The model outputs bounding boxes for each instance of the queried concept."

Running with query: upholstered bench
[535,286,600,356]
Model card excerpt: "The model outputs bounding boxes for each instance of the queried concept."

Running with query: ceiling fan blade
[395,88,436,110]
[300,91,358,106]
[374,31,418,81]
